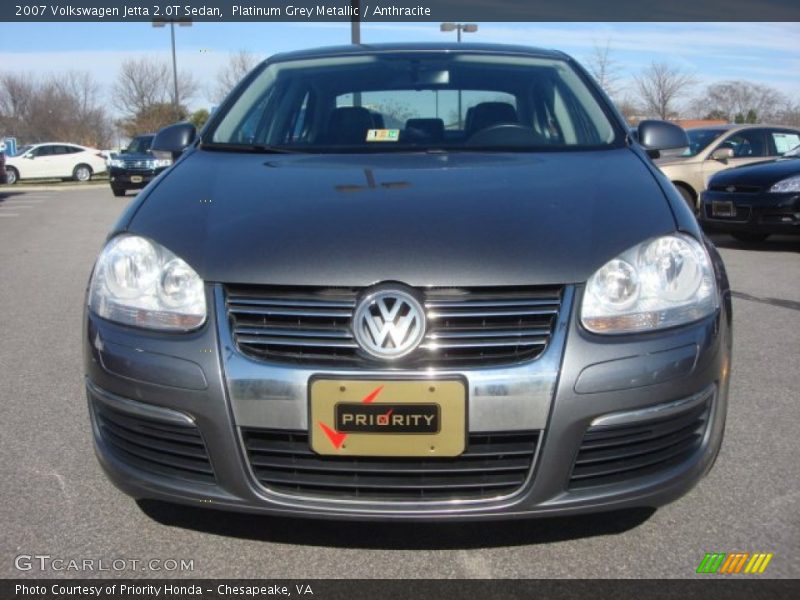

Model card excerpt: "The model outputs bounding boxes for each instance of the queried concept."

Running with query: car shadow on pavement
[136,500,655,549]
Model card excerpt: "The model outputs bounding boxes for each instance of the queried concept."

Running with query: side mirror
[151,122,197,161]
[24,154,34,159]
[710,147,734,161]
[637,120,689,157]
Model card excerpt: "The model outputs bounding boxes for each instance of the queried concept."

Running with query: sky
[0,21,798,113]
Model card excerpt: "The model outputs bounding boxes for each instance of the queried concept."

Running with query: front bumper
[108,167,167,190]
[84,284,731,520]
[700,190,800,235]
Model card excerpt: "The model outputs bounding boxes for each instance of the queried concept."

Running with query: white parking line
[0,204,35,209]
[0,213,20,217]
[1,199,44,204]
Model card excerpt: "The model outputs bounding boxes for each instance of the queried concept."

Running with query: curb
[0,183,109,192]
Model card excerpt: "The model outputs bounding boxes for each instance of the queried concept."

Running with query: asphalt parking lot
[0,185,797,579]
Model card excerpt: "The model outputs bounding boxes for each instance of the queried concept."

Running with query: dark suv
[106,134,171,196]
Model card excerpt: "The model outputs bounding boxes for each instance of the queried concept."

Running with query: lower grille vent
[569,395,712,489]
[93,400,215,483]
[242,429,539,501]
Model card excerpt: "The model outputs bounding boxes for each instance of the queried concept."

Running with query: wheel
[5,167,18,185]
[675,184,697,214]
[111,186,126,197]
[73,164,92,182]
[731,232,769,243]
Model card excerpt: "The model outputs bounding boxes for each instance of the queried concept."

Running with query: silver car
[84,43,731,521]
[656,124,800,211]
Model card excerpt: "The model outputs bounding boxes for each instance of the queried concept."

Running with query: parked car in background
[4,143,107,184]
[700,144,800,242]
[656,125,800,212]
[0,149,6,185]
[84,43,731,521]
[106,134,171,196]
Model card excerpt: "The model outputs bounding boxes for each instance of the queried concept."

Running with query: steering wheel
[466,124,547,147]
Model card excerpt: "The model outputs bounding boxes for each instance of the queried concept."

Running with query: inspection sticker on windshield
[366,129,400,142]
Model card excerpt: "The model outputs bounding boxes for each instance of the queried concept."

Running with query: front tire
[111,186,126,197]
[5,167,18,185]
[73,164,92,182]
[731,232,769,243]
[675,184,697,214]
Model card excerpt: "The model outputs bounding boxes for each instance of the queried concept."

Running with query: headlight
[107,159,124,168]
[152,158,172,168]
[581,234,718,334]
[89,235,206,330]
[769,175,800,193]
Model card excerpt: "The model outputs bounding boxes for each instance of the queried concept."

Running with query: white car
[4,143,107,184]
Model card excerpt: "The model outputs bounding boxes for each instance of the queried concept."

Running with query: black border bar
[5,579,800,600]
[3,1,800,22]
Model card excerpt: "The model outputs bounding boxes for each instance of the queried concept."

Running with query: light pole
[351,0,361,106]
[440,23,477,128]
[153,18,192,120]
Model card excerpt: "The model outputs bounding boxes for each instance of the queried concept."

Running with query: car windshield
[125,136,154,154]
[14,145,32,156]
[783,144,800,157]
[207,52,620,153]
[682,128,726,157]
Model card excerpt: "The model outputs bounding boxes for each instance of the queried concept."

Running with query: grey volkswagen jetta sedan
[84,43,731,520]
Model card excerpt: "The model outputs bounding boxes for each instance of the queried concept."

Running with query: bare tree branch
[212,50,260,103]
[585,40,622,99]
[112,56,198,134]
[689,80,788,123]
[634,62,696,120]
[0,70,112,147]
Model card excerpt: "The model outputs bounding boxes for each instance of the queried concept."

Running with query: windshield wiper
[201,142,305,154]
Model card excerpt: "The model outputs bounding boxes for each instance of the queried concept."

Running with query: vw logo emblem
[352,288,426,359]
[726,185,736,193]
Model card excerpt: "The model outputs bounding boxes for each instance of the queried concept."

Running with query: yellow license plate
[309,379,466,457]
[130,175,143,183]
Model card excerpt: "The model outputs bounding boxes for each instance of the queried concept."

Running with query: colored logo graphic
[318,385,384,449]
[696,552,773,574]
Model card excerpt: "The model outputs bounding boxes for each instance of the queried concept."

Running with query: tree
[212,50,259,103]
[690,80,786,124]
[615,95,642,125]
[585,40,622,99]
[189,108,210,130]
[118,102,189,138]
[634,62,696,119]
[0,70,112,147]
[0,72,35,135]
[113,56,198,132]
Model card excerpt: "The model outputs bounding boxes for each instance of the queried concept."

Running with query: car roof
[30,142,87,147]
[267,42,569,63]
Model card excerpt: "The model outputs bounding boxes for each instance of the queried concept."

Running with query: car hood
[710,157,800,187]
[654,155,696,167]
[126,148,675,287]
[113,152,154,160]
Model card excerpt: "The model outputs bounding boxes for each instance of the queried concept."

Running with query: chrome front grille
[120,158,154,170]
[709,184,761,194]
[224,285,563,367]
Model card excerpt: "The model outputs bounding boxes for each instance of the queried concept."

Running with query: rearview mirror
[637,120,689,156]
[710,147,734,161]
[152,122,197,161]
